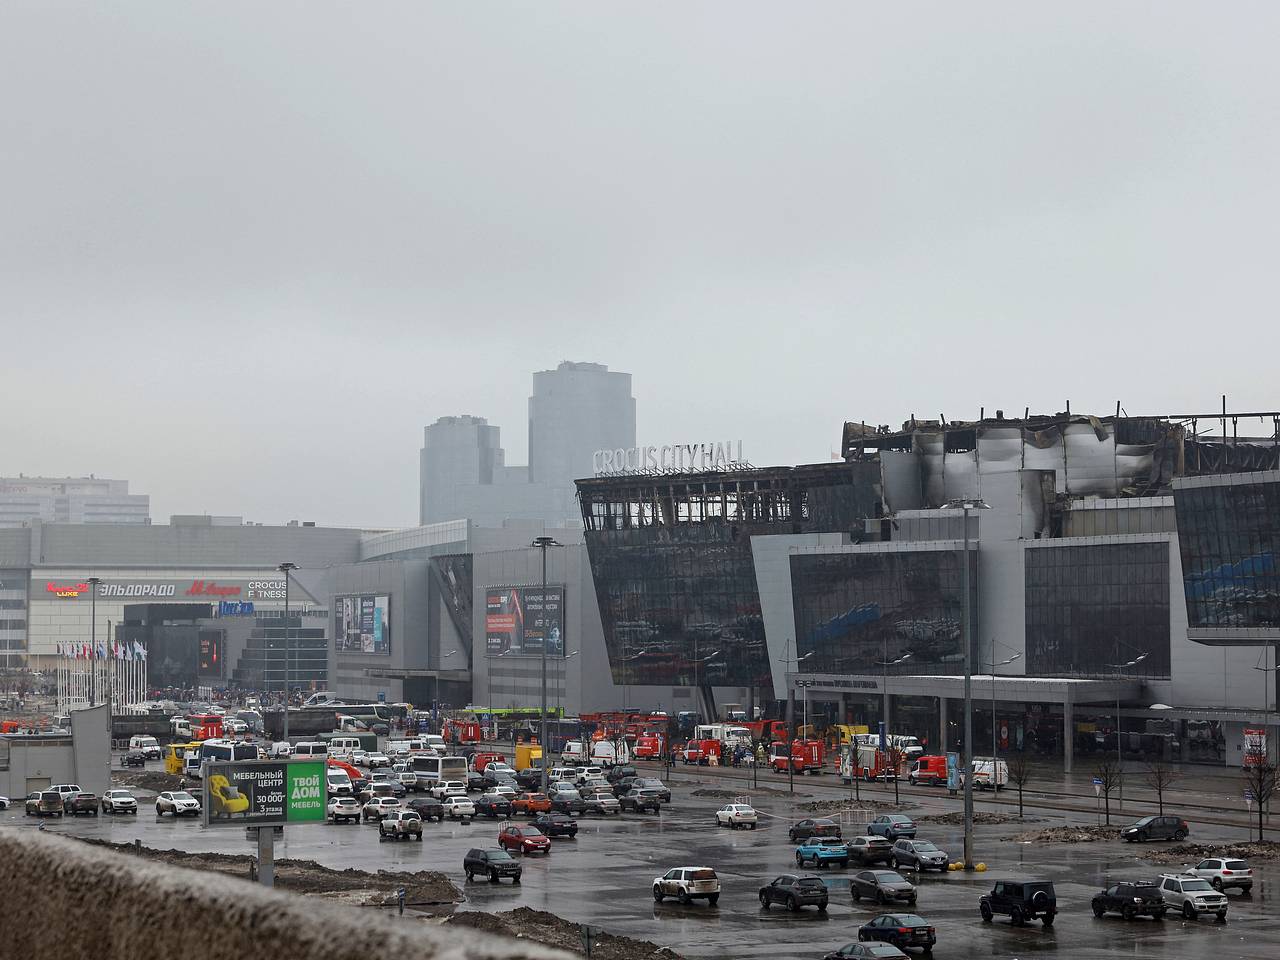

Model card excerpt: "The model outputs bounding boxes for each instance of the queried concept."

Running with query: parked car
[365,751,391,768]
[1091,880,1165,920]
[359,781,405,804]
[891,839,949,872]
[25,791,63,817]
[122,750,148,768]
[442,796,476,821]
[653,866,721,905]
[797,841,851,869]
[715,803,758,829]
[327,796,362,823]
[857,914,936,954]
[574,766,604,785]
[515,768,544,790]
[611,776,641,798]
[790,818,842,843]
[60,791,98,816]
[866,815,917,840]
[850,870,917,906]
[101,789,138,815]
[379,810,424,841]
[583,792,621,816]
[606,764,638,783]
[156,791,201,817]
[551,788,588,815]
[1121,816,1189,843]
[979,880,1057,926]
[513,792,552,815]
[464,848,522,883]
[396,770,425,793]
[476,793,514,818]
[822,943,909,960]
[619,788,663,813]
[581,776,611,795]
[362,797,402,822]
[499,824,551,854]
[1187,857,1253,893]
[759,874,829,912]
[1157,874,1228,921]
[530,812,579,838]
[431,780,468,801]
[634,778,671,803]
[406,796,446,822]
[847,836,895,866]
[49,784,83,805]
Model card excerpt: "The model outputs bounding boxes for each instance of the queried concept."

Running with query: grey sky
[4,3,1278,528]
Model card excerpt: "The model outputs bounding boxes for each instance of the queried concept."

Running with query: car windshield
[1225,860,1249,870]
[689,869,717,880]
[1181,879,1212,891]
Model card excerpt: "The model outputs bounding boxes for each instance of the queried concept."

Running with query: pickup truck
[64,792,100,816]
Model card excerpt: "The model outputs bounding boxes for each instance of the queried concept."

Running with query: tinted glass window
[1225,861,1249,870]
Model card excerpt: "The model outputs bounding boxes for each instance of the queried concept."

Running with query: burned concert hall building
[578,409,1280,770]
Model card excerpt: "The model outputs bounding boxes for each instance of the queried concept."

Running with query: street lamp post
[987,652,1021,760]
[558,650,579,720]
[277,562,298,742]
[1254,654,1279,812]
[875,652,912,746]
[487,650,509,741]
[1108,650,1148,810]
[87,577,101,706]
[532,536,561,795]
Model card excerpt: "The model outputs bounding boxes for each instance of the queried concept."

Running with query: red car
[499,824,551,854]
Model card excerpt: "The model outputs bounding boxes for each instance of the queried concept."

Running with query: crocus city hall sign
[592,441,746,476]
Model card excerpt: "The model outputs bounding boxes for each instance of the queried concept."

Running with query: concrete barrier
[0,828,572,960]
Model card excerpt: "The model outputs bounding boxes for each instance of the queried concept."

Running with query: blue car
[796,841,851,868]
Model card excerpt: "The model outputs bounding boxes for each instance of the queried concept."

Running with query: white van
[423,734,446,752]
[590,740,630,767]
[129,735,162,759]
[549,765,578,784]
[967,757,1009,790]
[329,737,362,756]
[293,741,329,759]
[562,741,588,765]
[326,770,353,796]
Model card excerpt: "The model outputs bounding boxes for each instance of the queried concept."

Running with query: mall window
[1174,478,1280,631]
[1025,541,1170,678]
[789,549,978,676]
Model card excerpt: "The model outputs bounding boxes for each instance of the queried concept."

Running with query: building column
[1063,697,1074,775]
[938,696,949,753]
[839,693,849,725]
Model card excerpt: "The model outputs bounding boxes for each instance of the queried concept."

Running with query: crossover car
[790,818,842,843]
[379,809,424,841]
[1091,881,1165,920]
[1121,815,1189,842]
[63,792,100,816]
[362,797,402,822]
[431,780,468,801]
[759,874,829,912]
[606,764,638,783]
[715,803,758,829]
[327,796,361,823]
[122,750,148,768]
[406,796,445,822]
[25,791,64,817]
[857,914,936,955]
[101,790,138,815]
[979,880,1056,927]
[464,848,522,883]
[156,791,201,817]
[634,778,671,803]
[1157,874,1228,921]
[850,870,917,906]
[797,841,851,869]
[847,836,895,866]
[891,839,948,872]
[499,824,551,854]
[512,792,552,815]
[866,815,917,840]
[653,866,720,905]
[619,788,664,813]
[1187,857,1253,893]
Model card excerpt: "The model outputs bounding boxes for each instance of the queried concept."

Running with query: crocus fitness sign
[592,441,746,476]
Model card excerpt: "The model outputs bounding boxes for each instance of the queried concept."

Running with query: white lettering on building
[592,441,746,477]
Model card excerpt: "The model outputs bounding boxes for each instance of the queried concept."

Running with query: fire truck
[770,739,824,774]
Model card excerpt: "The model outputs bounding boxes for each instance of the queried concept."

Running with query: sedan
[634,778,671,803]
[156,791,201,817]
[822,944,909,960]
[499,824,551,854]
[442,796,476,821]
[365,752,391,768]
[759,874,829,912]
[475,794,514,819]
[530,812,579,838]
[850,870,918,906]
[867,815,917,840]
[891,839,949,872]
[551,789,588,815]
[101,790,138,815]
[857,914,936,954]
[716,803,758,829]
[583,792,621,816]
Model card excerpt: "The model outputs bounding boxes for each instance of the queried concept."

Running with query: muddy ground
[1004,824,1120,843]
[794,797,907,815]
[920,811,1030,826]
[111,770,186,794]
[1141,840,1280,864]
[448,907,680,960]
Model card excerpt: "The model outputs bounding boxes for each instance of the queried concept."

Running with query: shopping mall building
[576,411,1280,771]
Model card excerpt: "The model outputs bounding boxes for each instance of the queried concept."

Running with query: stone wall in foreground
[0,828,572,960]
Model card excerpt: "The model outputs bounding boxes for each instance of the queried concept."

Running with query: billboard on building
[485,585,564,656]
[335,594,392,655]
[201,759,327,828]
[198,629,223,677]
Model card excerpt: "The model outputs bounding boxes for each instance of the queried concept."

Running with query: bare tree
[1143,760,1181,817]
[887,746,905,804]
[1007,753,1034,817]
[1094,758,1123,825]
[1242,754,1279,841]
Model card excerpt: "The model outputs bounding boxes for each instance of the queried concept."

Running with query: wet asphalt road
[7,769,1276,960]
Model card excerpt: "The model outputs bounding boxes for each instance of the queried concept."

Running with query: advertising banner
[335,594,391,655]
[35,575,318,604]
[202,759,327,828]
[485,585,564,656]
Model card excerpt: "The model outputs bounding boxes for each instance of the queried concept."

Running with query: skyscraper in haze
[528,362,636,490]
[419,416,504,526]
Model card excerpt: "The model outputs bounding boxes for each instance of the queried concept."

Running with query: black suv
[515,767,543,790]
[612,775,640,798]
[1092,881,1166,920]
[1121,816,1189,843]
[980,880,1057,926]
[463,848,522,883]
[790,818,842,843]
[606,764,638,783]
[759,874,829,912]
[406,796,445,822]
[530,812,579,838]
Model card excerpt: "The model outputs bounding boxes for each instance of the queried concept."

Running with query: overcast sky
[4,3,1279,529]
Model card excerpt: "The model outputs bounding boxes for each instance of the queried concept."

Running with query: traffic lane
[13,787,1277,960]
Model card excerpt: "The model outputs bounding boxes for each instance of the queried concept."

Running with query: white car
[350,749,368,766]
[327,796,362,823]
[269,741,293,758]
[1187,858,1253,893]
[50,784,83,803]
[397,771,422,792]
[101,790,138,815]
[488,783,518,801]
[365,752,391,768]
[487,762,517,779]
[575,767,604,784]
[431,780,467,800]
[442,796,476,820]
[156,791,201,817]
[1157,873,1229,921]
[653,866,720,905]
[715,803,758,829]
[0,796,9,810]
[362,797,402,822]
[223,719,248,735]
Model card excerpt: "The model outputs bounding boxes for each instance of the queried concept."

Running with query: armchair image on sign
[486,586,564,656]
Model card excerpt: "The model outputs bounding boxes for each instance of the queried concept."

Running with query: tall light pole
[434,649,456,729]
[487,650,509,741]
[1107,649,1147,810]
[532,536,561,795]
[987,652,1021,760]
[1255,653,1279,813]
[557,650,579,721]
[87,577,101,707]
[875,652,912,744]
[277,562,298,742]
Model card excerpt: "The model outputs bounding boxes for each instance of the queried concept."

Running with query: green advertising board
[202,759,327,828]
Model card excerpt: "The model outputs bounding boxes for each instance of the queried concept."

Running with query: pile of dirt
[1004,824,1118,843]
[921,812,1033,826]
[78,839,462,902]
[1143,840,1280,864]
[448,907,680,960]
[111,770,184,793]
[796,798,906,815]
[689,789,740,799]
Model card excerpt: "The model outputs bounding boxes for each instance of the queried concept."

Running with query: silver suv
[1186,857,1253,893]
[1157,874,1228,922]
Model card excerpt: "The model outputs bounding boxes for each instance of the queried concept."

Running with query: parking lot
[7,762,1277,960]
